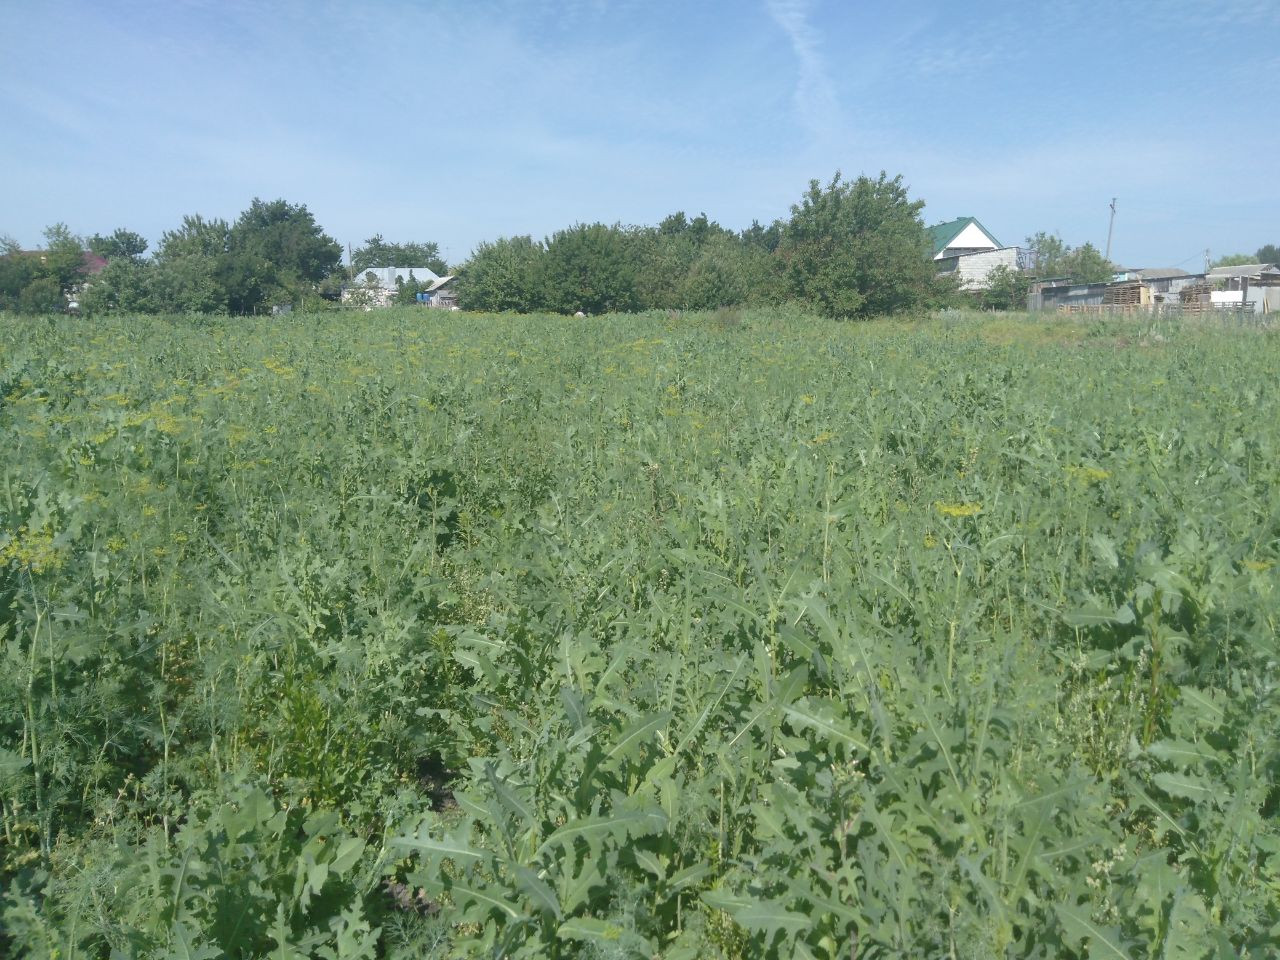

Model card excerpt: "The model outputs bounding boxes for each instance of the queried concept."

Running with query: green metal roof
[927,217,1002,257]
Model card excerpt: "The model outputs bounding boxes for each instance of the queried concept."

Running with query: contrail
[765,0,842,142]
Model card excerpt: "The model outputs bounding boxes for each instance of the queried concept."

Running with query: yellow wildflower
[935,501,982,518]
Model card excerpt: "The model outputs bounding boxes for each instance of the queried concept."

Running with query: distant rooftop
[1207,263,1279,279]
[927,217,1001,258]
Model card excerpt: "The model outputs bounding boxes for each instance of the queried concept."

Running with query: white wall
[939,247,1019,290]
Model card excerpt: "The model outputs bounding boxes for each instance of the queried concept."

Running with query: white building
[928,217,1020,290]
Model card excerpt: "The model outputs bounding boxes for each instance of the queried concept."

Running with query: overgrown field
[1,308,1277,958]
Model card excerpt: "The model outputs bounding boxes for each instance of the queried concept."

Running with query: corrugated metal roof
[1207,263,1279,279]
[426,275,455,292]
[1132,268,1190,280]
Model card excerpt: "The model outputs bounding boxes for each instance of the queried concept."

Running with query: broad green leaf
[1151,772,1218,804]
[445,879,522,920]
[535,806,667,859]
[514,865,562,919]
[604,711,673,764]
[557,917,623,943]
[1055,903,1137,959]
[783,698,868,752]
[393,829,485,863]
[731,898,810,935]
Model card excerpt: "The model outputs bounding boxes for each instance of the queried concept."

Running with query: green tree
[542,223,639,314]
[151,215,232,313]
[1024,232,1068,276]
[1255,244,1279,265]
[1059,242,1115,283]
[0,238,43,312]
[777,171,939,319]
[41,223,90,294]
[80,259,153,315]
[741,218,784,253]
[17,276,64,314]
[676,234,776,310]
[1212,253,1254,268]
[231,198,342,299]
[155,214,232,262]
[351,235,447,275]
[87,229,149,263]
[457,236,547,312]
[980,264,1033,310]
[395,271,426,306]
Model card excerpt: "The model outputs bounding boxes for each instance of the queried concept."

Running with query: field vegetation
[1,307,1277,957]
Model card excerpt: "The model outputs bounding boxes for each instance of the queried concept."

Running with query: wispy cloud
[765,0,844,143]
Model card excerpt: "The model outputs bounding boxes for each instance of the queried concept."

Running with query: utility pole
[1204,248,1211,274]
[1105,198,1117,261]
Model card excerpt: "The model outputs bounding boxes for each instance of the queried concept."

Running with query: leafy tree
[80,259,153,315]
[1212,253,1254,268]
[676,234,758,309]
[17,276,64,314]
[395,271,427,306]
[41,223,90,294]
[351,235,447,275]
[980,264,1033,310]
[777,171,939,319]
[458,236,547,312]
[1059,242,1115,283]
[1256,244,1279,265]
[87,229,148,263]
[149,255,227,314]
[1025,232,1114,283]
[542,223,639,314]
[0,244,43,312]
[155,214,232,263]
[231,198,342,290]
[1024,232,1068,276]
[151,215,232,313]
[741,218,784,253]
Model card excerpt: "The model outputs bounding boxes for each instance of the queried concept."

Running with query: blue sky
[2,0,1276,269]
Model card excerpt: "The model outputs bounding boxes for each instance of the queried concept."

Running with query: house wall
[937,247,1019,290]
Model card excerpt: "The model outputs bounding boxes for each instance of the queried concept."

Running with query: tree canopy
[777,172,942,318]
[88,228,148,263]
[1024,232,1115,283]
[351,235,447,275]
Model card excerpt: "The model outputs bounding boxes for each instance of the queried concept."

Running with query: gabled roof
[426,275,455,292]
[927,217,1003,257]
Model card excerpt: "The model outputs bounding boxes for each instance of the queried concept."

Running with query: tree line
[9,172,1262,320]
[456,173,955,318]
[0,202,443,317]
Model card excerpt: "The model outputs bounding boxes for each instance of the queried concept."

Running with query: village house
[928,217,1020,290]
[341,265,440,309]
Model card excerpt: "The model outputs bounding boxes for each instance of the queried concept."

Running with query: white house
[928,217,1020,290]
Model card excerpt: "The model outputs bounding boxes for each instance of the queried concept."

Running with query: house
[341,265,440,309]
[1206,263,1280,314]
[1206,263,1280,286]
[928,217,1020,290]
[421,275,458,309]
